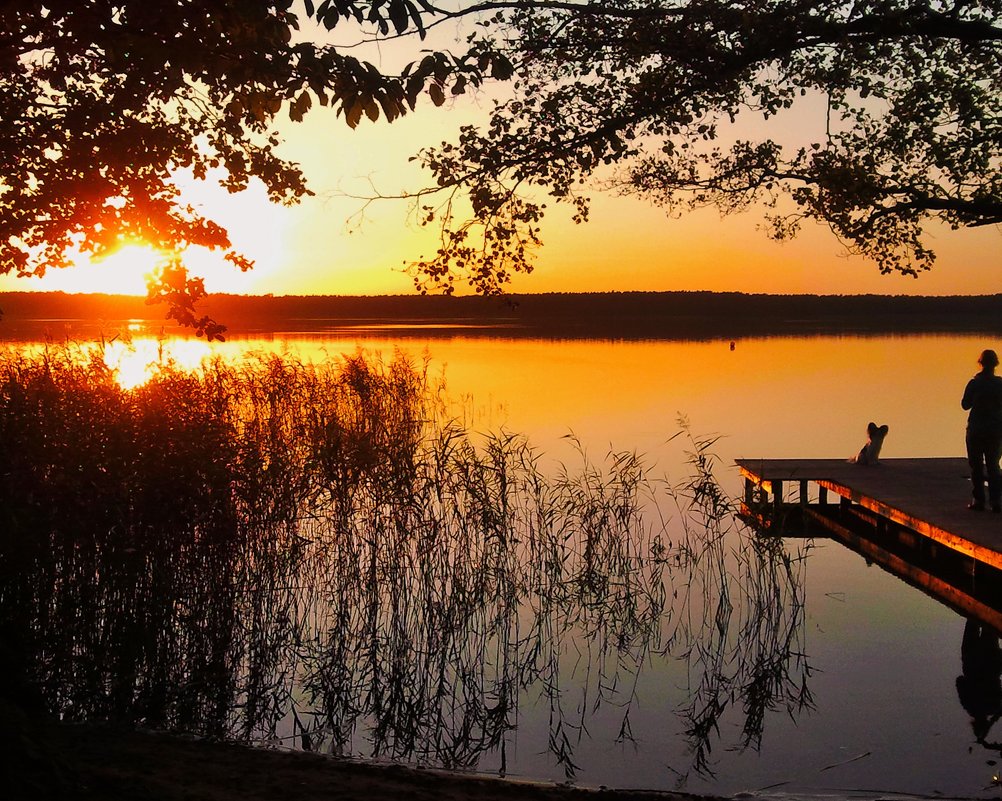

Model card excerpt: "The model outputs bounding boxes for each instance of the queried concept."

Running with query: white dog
[850,422,889,465]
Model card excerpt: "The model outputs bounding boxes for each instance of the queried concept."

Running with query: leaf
[418,54,436,77]
[490,55,514,81]
[389,0,409,34]
[428,82,445,107]
[345,100,363,129]
[377,93,401,122]
[406,74,424,106]
[289,90,313,122]
[404,0,427,39]
[317,1,339,30]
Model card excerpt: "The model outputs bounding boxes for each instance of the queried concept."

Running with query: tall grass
[0,345,810,781]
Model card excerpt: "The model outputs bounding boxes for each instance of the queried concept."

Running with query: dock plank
[735,457,1002,567]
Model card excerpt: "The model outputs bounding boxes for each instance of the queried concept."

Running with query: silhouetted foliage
[0,348,810,780]
[7,1,996,325]
[401,0,1002,292]
[1,1,508,337]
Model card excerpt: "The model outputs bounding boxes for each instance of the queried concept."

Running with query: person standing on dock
[962,349,1002,513]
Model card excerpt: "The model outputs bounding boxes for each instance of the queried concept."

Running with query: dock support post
[800,480,809,506]
[773,480,784,509]
[745,477,754,507]
[819,486,828,505]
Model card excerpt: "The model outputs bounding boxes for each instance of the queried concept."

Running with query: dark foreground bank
[5,709,710,801]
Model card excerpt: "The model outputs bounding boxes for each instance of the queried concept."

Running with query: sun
[0,238,284,297]
[0,170,297,296]
[11,241,254,297]
[34,243,165,295]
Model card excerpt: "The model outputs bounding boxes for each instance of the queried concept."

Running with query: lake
[3,322,1000,799]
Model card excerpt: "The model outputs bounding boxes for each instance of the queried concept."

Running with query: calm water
[6,323,1001,798]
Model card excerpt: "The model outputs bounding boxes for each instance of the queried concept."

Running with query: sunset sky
[3,23,999,300]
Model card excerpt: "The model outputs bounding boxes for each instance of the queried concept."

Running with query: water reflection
[0,347,811,786]
[746,479,1002,792]
[958,619,1002,748]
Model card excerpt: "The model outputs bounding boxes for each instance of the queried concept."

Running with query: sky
[2,15,999,299]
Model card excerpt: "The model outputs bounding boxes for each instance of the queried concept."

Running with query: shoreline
[12,713,969,801]
[3,290,1002,341]
[11,714,715,801]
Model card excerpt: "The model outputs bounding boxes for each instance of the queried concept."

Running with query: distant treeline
[3,290,1002,338]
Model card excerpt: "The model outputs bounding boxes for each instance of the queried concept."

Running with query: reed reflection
[0,346,811,784]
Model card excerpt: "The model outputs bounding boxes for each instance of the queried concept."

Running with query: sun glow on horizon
[0,99,997,299]
[33,244,164,296]
[0,167,298,297]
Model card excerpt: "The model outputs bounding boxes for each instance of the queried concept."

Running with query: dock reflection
[742,485,1002,763]
[757,497,1002,635]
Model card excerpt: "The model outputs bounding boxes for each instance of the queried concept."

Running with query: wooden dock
[737,457,1002,565]
[736,457,1002,629]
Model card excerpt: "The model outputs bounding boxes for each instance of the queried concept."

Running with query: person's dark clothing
[963,371,1002,509]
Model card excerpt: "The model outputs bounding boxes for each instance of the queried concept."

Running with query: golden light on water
[103,337,214,390]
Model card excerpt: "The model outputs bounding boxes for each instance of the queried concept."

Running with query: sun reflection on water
[103,337,215,390]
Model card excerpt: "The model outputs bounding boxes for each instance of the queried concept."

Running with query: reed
[667,422,811,780]
[0,345,811,780]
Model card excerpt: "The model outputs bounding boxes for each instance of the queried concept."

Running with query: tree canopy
[3,1,1000,330]
[0,0,508,337]
[403,0,1002,293]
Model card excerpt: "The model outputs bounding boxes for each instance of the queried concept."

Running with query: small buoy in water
[729,341,736,351]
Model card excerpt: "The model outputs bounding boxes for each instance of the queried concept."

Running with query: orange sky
[3,47,999,298]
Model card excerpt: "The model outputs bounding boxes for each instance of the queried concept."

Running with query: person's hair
[979,349,1000,368]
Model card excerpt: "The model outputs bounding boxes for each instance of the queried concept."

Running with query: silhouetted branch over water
[0,347,810,781]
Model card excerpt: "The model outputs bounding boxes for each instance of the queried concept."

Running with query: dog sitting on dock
[849,422,889,465]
